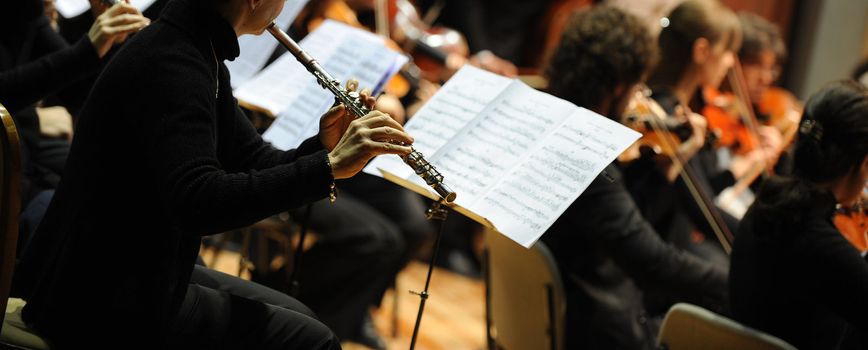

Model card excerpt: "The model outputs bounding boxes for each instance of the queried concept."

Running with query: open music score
[234,20,408,151]
[365,66,641,248]
[226,0,310,89]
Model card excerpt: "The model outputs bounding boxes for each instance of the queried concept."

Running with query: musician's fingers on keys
[356,111,411,139]
[346,79,359,92]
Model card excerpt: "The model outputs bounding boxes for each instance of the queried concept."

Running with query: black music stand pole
[408,199,450,350]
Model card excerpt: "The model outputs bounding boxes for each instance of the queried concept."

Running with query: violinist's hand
[88,2,150,58]
[37,106,74,140]
[678,110,707,160]
[326,111,414,179]
[757,125,783,165]
[469,50,518,77]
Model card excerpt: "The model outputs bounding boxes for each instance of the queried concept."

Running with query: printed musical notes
[366,65,640,248]
[234,20,408,150]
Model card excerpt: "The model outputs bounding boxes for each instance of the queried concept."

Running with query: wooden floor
[200,248,486,350]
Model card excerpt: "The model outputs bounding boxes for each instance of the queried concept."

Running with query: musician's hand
[36,106,74,140]
[319,79,376,150]
[88,2,150,58]
[757,125,783,164]
[327,111,414,179]
[677,110,707,160]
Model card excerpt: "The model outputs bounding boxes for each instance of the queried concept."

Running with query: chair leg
[546,283,557,350]
[238,228,255,277]
[391,277,400,338]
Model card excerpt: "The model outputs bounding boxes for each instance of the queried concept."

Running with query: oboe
[266,23,456,203]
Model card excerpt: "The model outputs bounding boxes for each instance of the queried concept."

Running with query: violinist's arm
[573,167,728,309]
[664,112,707,182]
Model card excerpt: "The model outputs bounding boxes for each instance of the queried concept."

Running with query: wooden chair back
[485,229,565,350]
[0,103,22,325]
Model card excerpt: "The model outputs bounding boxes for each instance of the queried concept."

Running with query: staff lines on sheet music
[500,177,562,212]
[551,130,612,160]
[437,151,493,196]
[559,123,620,158]
[483,192,546,231]
[541,145,597,174]
[442,87,496,107]
[515,165,578,197]
[498,100,558,129]
[467,125,529,156]
[423,102,479,124]
[482,109,545,144]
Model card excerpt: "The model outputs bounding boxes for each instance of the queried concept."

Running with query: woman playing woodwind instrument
[15,0,414,348]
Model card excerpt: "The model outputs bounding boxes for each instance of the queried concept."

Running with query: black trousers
[338,173,436,272]
[167,265,341,350]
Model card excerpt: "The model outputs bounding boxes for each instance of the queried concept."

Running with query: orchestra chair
[484,228,565,350]
[657,303,796,350]
[0,104,51,349]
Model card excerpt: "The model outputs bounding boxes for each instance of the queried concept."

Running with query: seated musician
[14,0,414,347]
[628,0,749,263]
[729,80,868,349]
[541,6,727,349]
[0,0,149,205]
[737,12,795,174]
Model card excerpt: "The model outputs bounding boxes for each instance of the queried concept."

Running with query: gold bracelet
[325,154,337,203]
[329,182,338,203]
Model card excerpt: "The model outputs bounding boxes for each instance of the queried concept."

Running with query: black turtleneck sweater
[17,0,332,346]
[730,184,868,349]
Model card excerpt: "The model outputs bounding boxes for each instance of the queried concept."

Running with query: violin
[702,57,776,186]
[756,86,802,146]
[621,87,736,253]
[386,0,469,82]
[620,91,693,162]
[702,86,758,154]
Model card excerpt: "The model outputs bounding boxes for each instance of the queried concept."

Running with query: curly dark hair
[544,6,657,114]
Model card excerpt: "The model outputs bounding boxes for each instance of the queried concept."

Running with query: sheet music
[234,20,407,149]
[363,65,510,179]
[428,81,577,203]
[476,108,641,247]
[227,0,310,89]
[365,65,640,248]
[55,0,157,18]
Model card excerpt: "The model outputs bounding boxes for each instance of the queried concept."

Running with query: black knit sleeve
[571,166,728,308]
[222,100,326,172]
[138,49,332,235]
[0,20,100,111]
